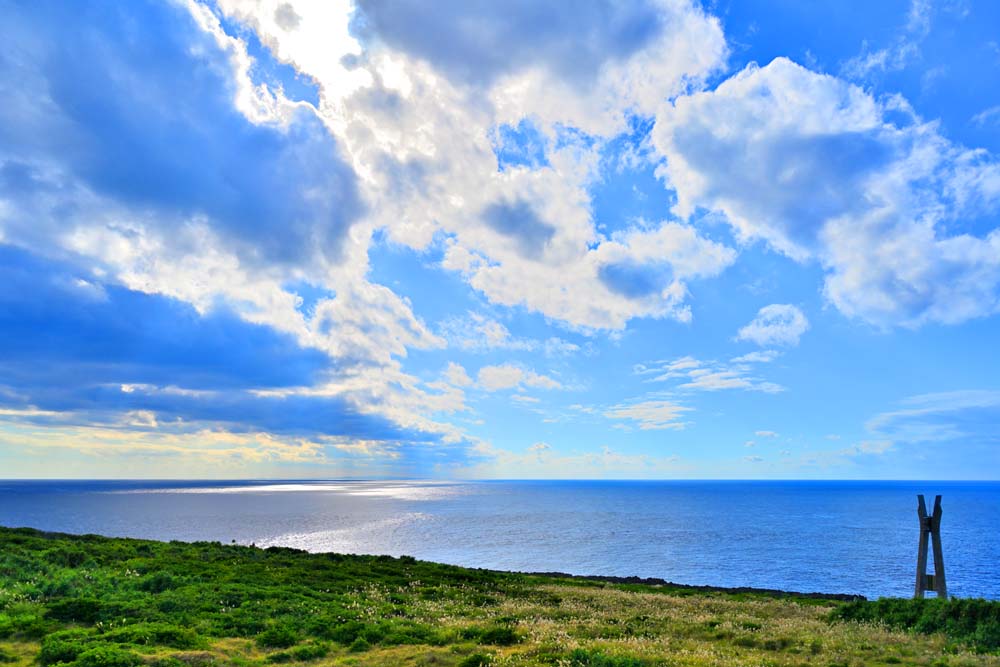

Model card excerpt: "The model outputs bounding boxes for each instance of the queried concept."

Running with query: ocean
[1,479,997,600]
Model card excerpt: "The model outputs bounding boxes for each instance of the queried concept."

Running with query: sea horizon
[3,478,998,600]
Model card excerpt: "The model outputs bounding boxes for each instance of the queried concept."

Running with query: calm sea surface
[1,479,998,599]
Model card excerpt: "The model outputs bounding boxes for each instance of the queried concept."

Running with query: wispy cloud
[476,364,562,391]
[637,354,784,394]
[865,390,1000,445]
[972,105,1000,127]
[840,0,932,80]
[604,400,692,430]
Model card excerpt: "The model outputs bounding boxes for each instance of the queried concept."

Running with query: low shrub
[103,622,204,649]
[256,624,300,649]
[461,625,520,646]
[291,641,330,661]
[138,572,179,594]
[73,645,143,667]
[832,598,1000,652]
[348,636,371,652]
[566,648,648,666]
[45,597,102,624]
[39,629,93,666]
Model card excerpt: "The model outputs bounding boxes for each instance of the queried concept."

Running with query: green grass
[1,526,998,666]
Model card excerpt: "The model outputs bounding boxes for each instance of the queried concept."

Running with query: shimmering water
[1,479,997,599]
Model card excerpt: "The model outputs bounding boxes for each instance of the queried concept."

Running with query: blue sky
[1,0,999,479]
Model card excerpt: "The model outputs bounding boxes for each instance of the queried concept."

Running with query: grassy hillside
[1,526,998,666]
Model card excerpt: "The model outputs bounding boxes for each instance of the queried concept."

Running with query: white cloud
[439,312,534,352]
[972,105,1000,127]
[755,430,778,438]
[731,350,780,364]
[840,0,931,81]
[0,0,484,455]
[865,390,1000,445]
[736,304,809,347]
[653,57,1000,327]
[438,312,581,356]
[476,364,561,392]
[527,441,551,461]
[211,0,734,331]
[642,355,785,393]
[604,399,691,430]
[455,441,687,478]
[442,362,474,388]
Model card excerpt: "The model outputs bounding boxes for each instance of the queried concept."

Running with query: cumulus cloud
[0,0,473,462]
[442,362,474,388]
[352,0,665,88]
[736,304,809,347]
[215,0,733,331]
[654,57,1000,327]
[0,0,363,271]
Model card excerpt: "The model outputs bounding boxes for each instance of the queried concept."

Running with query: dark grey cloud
[0,0,363,269]
[0,245,327,392]
[668,124,895,253]
[352,0,665,87]
[0,244,430,443]
[598,261,671,299]
[482,198,556,258]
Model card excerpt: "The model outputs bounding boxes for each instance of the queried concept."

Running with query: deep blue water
[1,479,998,600]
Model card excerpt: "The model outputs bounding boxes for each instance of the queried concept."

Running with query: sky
[1,0,999,480]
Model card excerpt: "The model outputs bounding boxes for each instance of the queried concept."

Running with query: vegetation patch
[832,597,1000,652]
[2,526,999,666]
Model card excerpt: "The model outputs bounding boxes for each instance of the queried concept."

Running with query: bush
[46,598,102,624]
[265,652,293,664]
[348,637,371,652]
[73,645,143,667]
[103,622,204,649]
[44,547,89,568]
[1,610,55,639]
[257,623,300,649]
[291,642,330,661]
[317,619,360,644]
[567,649,647,666]
[459,653,492,667]
[39,629,93,666]
[832,598,1000,652]
[461,625,520,646]
[138,572,178,594]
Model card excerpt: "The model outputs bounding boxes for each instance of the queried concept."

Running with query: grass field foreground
[1,527,999,666]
